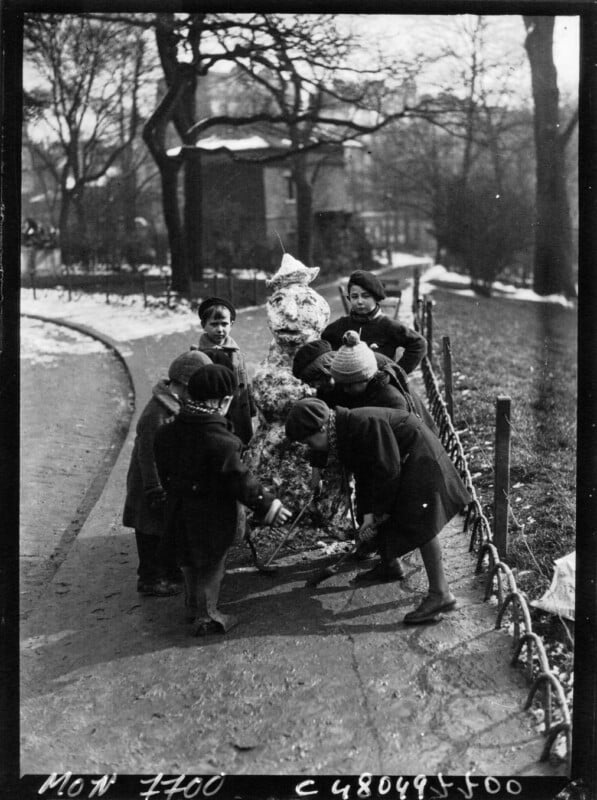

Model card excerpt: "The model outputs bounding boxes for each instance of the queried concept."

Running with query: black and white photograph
[2,4,596,799]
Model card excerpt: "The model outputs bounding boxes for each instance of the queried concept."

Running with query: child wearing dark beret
[154,364,292,635]
[196,296,256,445]
[321,270,427,371]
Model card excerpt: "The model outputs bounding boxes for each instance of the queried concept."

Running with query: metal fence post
[65,263,72,301]
[442,336,454,420]
[228,272,234,304]
[414,297,424,332]
[412,267,420,316]
[494,396,512,559]
[27,246,37,300]
[425,298,433,361]
[213,274,218,295]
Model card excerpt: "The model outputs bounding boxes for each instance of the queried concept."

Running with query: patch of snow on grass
[21,318,107,364]
[422,267,576,308]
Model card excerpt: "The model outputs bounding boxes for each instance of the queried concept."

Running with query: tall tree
[139,12,423,288]
[364,15,539,290]
[192,13,420,269]
[142,13,269,290]
[523,15,577,298]
[24,14,153,266]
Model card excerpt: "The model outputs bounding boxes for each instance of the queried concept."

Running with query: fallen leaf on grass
[231,737,263,751]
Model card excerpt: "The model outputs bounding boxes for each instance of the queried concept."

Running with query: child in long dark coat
[196,296,256,445]
[122,350,212,596]
[154,364,291,635]
[321,270,427,371]
[285,397,472,624]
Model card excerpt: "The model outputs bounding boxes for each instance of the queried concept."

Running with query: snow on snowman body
[245,254,347,546]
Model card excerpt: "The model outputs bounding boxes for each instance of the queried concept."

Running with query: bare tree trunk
[159,162,187,292]
[184,158,203,282]
[524,15,576,298]
[74,193,91,269]
[121,144,139,270]
[58,190,73,266]
[294,155,314,266]
[142,60,195,294]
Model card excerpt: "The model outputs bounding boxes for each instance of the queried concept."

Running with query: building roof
[166,127,345,161]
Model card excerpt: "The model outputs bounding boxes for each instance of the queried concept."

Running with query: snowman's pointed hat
[266,253,319,290]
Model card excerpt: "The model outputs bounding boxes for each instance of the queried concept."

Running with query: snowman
[245,254,349,553]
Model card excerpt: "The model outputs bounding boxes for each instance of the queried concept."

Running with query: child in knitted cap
[122,350,212,597]
[322,269,427,370]
[196,296,256,445]
[330,330,412,411]
[154,364,292,635]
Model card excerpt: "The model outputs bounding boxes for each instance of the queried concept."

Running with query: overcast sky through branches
[23,13,579,146]
[342,14,579,100]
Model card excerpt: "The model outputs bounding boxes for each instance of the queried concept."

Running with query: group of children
[123,295,290,635]
[123,268,471,635]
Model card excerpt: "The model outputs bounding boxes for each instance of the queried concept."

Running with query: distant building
[168,130,354,274]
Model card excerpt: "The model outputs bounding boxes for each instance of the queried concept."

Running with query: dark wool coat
[310,375,408,471]
[317,365,437,434]
[154,410,275,568]
[321,312,427,372]
[342,371,410,412]
[122,380,181,537]
[334,406,471,558]
[378,364,438,434]
[198,333,256,445]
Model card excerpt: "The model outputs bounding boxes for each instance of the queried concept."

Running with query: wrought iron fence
[412,279,571,766]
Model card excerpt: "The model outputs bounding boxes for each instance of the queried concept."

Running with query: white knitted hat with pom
[330,330,378,384]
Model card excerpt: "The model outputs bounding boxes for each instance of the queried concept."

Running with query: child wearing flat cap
[322,269,427,371]
[285,397,471,625]
[154,364,292,636]
[123,349,212,597]
[196,296,256,445]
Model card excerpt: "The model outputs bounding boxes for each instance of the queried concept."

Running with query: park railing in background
[21,267,270,310]
[412,268,571,767]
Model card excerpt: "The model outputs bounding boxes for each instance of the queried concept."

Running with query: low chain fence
[412,275,571,767]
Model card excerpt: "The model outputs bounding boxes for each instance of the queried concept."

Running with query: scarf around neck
[184,398,221,416]
[198,332,239,351]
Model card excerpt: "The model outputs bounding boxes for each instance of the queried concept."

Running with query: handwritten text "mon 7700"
[37,773,226,799]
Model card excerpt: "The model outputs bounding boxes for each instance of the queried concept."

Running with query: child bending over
[286,397,471,624]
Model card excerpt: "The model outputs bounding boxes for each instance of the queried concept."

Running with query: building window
[284,171,295,202]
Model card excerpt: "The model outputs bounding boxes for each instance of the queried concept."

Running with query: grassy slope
[429,289,577,602]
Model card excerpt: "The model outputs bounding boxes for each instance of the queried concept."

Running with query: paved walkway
[19,265,568,787]
[20,318,133,620]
